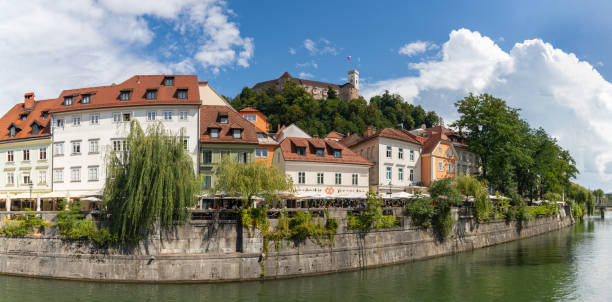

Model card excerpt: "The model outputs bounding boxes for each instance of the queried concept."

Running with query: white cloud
[363,28,612,191]
[289,47,296,55]
[398,41,438,56]
[298,72,314,79]
[296,61,318,69]
[303,38,338,56]
[0,0,253,105]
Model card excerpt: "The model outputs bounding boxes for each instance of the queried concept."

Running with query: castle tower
[348,69,359,90]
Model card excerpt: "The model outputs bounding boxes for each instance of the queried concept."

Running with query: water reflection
[2,214,612,301]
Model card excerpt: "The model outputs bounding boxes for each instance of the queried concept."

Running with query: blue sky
[2,0,612,191]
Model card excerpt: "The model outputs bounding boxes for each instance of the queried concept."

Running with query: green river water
[1,214,611,302]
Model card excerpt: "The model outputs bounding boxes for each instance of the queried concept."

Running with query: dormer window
[210,128,220,138]
[120,90,131,101]
[177,89,188,99]
[315,148,324,157]
[64,96,73,106]
[243,114,256,122]
[232,129,242,139]
[333,149,342,158]
[41,111,49,119]
[81,94,91,104]
[9,126,16,137]
[256,133,266,139]
[297,147,306,156]
[219,114,228,124]
[31,123,40,135]
[19,113,28,121]
[164,76,174,86]
[146,89,158,100]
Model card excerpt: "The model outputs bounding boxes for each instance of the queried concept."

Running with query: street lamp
[28,182,33,210]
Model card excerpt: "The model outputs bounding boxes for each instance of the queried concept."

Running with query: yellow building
[239,107,278,166]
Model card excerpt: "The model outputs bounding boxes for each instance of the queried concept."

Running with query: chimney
[421,124,426,129]
[24,92,35,110]
[363,126,376,137]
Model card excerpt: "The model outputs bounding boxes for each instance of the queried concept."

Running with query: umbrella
[81,196,102,202]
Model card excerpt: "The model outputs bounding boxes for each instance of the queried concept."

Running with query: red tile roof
[0,98,54,142]
[238,107,260,113]
[325,131,344,139]
[346,127,422,148]
[49,75,201,113]
[421,133,442,154]
[200,105,258,144]
[279,137,372,165]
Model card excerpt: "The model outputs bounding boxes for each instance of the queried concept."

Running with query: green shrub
[433,206,455,240]
[0,210,49,236]
[474,190,492,222]
[404,197,435,228]
[543,192,563,202]
[57,204,116,246]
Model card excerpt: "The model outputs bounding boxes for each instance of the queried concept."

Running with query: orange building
[239,107,277,166]
[420,133,457,186]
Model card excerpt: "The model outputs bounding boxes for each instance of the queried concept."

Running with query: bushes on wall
[347,189,398,231]
[0,210,49,236]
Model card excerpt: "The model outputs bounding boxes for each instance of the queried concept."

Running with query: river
[1,214,611,302]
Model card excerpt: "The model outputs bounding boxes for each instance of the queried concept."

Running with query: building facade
[0,94,54,210]
[239,107,277,166]
[274,125,372,198]
[344,127,423,194]
[251,70,359,101]
[49,75,202,197]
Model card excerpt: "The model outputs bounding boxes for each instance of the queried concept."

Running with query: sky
[1,0,612,191]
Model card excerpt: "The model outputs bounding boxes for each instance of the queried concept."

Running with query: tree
[593,189,605,204]
[212,156,293,207]
[104,121,200,242]
[327,87,337,99]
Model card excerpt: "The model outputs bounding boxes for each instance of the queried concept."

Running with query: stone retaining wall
[0,206,574,282]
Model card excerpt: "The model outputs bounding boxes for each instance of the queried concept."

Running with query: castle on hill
[251,70,359,101]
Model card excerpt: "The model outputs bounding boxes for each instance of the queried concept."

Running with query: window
[72,141,81,154]
[113,112,121,123]
[179,111,188,120]
[41,111,49,119]
[182,139,188,151]
[122,113,131,122]
[88,166,99,181]
[243,114,256,122]
[296,147,306,156]
[70,167,81,182]
[20,114,27,121]
[203,175,212,189]
[257,133,266,139]
[237,152,247,163]
[56,119,64,128]
[53,169,64,183]
[398,168,404,181]
[146,89,157,100]
[7,151,13,162]
[81,94,91,104]
[333,149,342,158]
[89,140,99,154]
[202,150,213,164]
[38,171,46,184]
[90,113,99,125]
[163,111,173,120]
[147,111,157,121]
[6,172,14,185]
[64,96,73,106]
[9,126,16,137]
[410,150,415,161]
[298,172,306,184]
[409,169,414,181]
[317,173,324,184]
[23,174,31,185]
[438,161,443,172]
[120,91,131,101]
[386,167,392,180]
[72,115,81,126]
[335,173,342,185]
[31,123,39,135]
[448,149,453,157]
[315,148,324,157]
[256,148,268,158]
[352,173,358,185]
[232,129,242,139]
[438,147,443,154]
[23,149,30,161]
[219,115,229,124]
[39,148,46,160]
[177,89,188,99]
[448,162,453,173]
[210,128,220,138]
[386,146,392,158]
[54,142,64,155]
[164,77,174,86]
[113,140,125,152]
[398,148,404,159]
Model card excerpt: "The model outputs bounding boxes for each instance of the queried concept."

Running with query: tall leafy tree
[104,121,200,242]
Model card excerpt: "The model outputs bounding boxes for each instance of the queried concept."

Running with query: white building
[273,124,372,199]
[49,75,202,197]
[0,94,54,210]
[344,127,423,194]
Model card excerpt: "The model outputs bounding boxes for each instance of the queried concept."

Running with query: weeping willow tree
[104,121,200,242]
[213,155,293,207]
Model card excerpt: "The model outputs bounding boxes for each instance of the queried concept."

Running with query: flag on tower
[347,56,351,61]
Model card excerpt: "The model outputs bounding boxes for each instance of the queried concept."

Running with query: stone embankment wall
[0,207,573,282]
